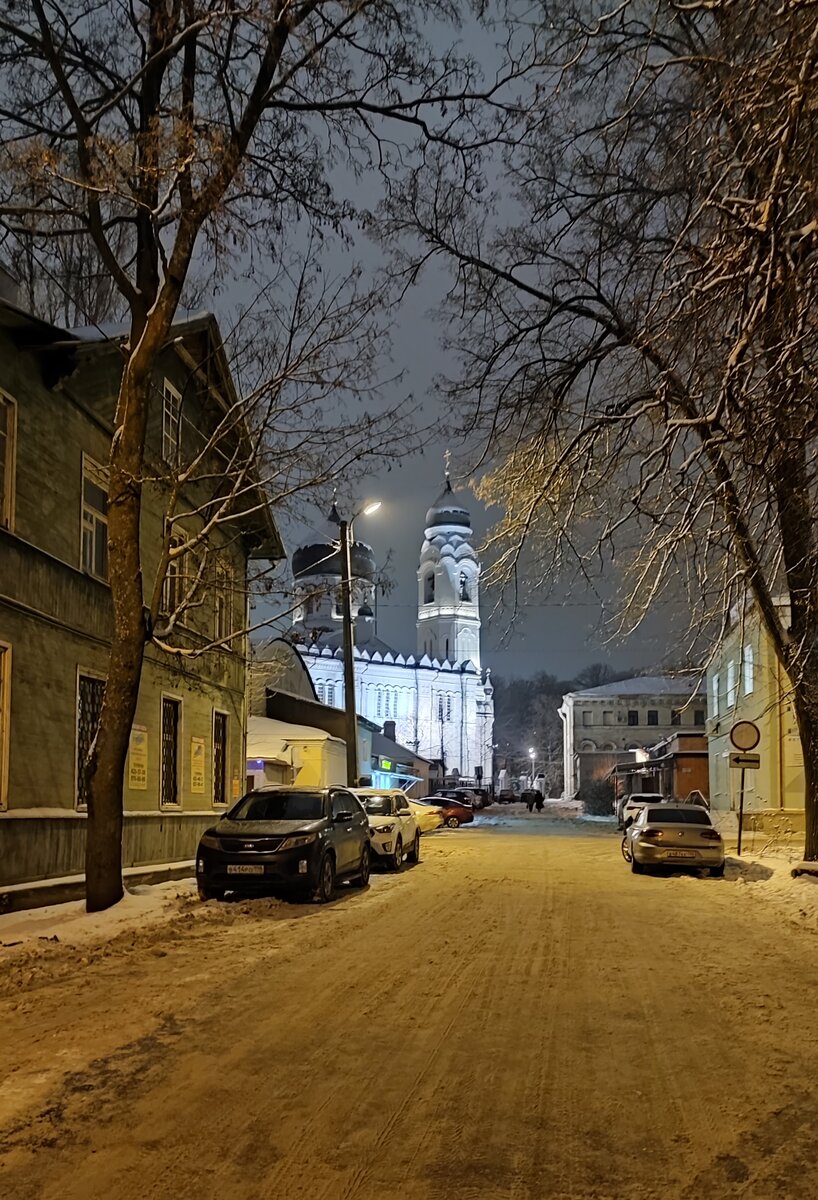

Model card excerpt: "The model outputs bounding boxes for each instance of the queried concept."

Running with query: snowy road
[3,815,818,1199]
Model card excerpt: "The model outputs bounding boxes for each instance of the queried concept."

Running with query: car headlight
[278,833,318,851]
[199,834,221,849]
[372,823,395,835]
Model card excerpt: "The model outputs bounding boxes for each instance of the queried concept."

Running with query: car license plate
[665,851,695,860]
[227,864,264,875]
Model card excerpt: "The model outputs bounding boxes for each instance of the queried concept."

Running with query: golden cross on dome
[444,448,451,479]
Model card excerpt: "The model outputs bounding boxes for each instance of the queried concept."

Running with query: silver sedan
[623,805,725,877]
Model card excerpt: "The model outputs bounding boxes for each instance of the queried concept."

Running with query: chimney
[383,720,396,742]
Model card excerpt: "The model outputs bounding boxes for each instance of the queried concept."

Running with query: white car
[352,788,421,871]
[620,792,665,828]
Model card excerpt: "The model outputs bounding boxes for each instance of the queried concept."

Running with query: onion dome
[292,540,376,581]
[424,479,472,530]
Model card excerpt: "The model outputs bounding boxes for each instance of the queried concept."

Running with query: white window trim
[0,641,11,810]
[743,643,755,696]
[75,666,106,811]
[162,378,182,464]
[726,659,737,709]
[212,707,229,809]
[711,673,720,719]
[0,390,17,532]
[81,452,110,581]
[160,691,184,809]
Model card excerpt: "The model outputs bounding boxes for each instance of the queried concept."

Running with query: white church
[287,477,494,784]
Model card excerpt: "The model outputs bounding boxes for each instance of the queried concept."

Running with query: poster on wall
[191,736,206,794]
[128,726,148,790]
[232,770,241,800]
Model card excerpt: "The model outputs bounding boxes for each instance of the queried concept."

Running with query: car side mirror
[334,811,353,824]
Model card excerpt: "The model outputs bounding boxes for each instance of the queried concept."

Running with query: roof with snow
[566,675,705,699]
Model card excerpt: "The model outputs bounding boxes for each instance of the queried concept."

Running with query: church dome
[425,479,472,530]
[292,540,376,580]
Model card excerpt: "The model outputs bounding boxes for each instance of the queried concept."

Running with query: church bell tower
[416,471,481,667]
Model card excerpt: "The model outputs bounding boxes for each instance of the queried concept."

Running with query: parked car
[195,785,370,903]
[424,795,475,828]
[497,789,517,805]
[408,798,445,834]
[435,787,485,809]
[352,788,420,871]
[618,792,665,829]
[624,804,725,876]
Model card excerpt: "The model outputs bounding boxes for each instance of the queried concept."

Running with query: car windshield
[647,807,711,826]
[361,796,391,816]
[227,791,324,822]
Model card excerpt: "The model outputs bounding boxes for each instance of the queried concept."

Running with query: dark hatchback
[196,786,371,903]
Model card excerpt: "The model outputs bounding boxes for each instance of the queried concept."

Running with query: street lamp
[328,498,380,786]
[528,747,536,788]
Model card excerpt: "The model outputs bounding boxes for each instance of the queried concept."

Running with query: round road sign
[730,721,760,751]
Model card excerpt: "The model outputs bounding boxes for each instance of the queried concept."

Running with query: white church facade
[287,479,494,785]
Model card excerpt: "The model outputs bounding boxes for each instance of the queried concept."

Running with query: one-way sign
[729,752,761,769]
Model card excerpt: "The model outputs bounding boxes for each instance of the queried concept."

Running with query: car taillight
[700,829,721,840]
[640,830,663,841]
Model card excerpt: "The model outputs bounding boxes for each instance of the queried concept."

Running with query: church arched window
[326,683,335,706]
[446,694,453,722]
[376,688,383,717]
[459,571,470,601]
[334,587,343,617]
[316,682,325,702]
[424,572,435,604]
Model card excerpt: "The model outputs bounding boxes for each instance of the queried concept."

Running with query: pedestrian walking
[535,792,544,813]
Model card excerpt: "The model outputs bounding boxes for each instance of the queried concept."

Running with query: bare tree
[392,2,818,856]
[0,0,522,909]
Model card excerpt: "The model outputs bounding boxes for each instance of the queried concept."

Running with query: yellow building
[707,607,804,838]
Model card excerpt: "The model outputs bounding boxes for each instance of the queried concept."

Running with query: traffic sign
[729,752,760,769]
[730,721,760,751]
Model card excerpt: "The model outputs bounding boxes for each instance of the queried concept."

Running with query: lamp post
[528,747,536,789]
[329,499,381,786]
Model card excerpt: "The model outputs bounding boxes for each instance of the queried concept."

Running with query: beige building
[707,605,804,836]
[559,676,706,800]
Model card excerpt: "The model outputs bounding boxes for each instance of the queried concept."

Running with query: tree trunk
[84,367,150,912]
[790,660,818,861]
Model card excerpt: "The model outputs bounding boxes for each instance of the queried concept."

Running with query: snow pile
[724,855,818,932]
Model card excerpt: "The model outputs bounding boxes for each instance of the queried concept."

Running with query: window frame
[647,709,659,726]
[0,642,11,810]
[213,708,228,809]
[162,377,182,464]
[0,390,17,532]
[214,559,233,645]
[160,692,183,809]
[711,673,720,718]
[75,668,106,811]
[424,572,435,604]
[627,710,639,726]
[743,643,755,696]
[81,453,109,581]
[726,659,737,708]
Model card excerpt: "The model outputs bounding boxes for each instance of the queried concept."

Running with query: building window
[582,710,593,726]
[424,573,435,604]
[81,455,109,580]
[711,673,720,718]
[0,392,16,530]
[670,709,681,727]
[326,682,335,706]
[214,562,232,644]
[161,536,185,614]
[76,673,105,809]
[316,681,325,703]
[0,643,10,810]
[161,696,181,807]
[603,711,614,726]
[627,710,639,726]
[743,644,754,695]
[334,587,343,618]
[446,694,452,722]
[647,710,658,726]
[438,694,444,722]
[459,571,470,601]
[162,378,182,463]
[213,710,227,807]
[726,659,737,708]
[694,709,705,726]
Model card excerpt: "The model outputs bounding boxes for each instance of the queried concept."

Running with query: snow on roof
[567,675,705,699]
[246,715,343,757]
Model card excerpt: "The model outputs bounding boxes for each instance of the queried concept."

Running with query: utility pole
[337,515,359,787]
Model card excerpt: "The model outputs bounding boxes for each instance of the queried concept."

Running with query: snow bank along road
[3,818,818,1200]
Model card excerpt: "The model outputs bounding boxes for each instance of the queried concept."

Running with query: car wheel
[630,856,644,875]
[446,816,460,829]
[620,835,633,864]
[710,862,725,878]
[316,853,336,903]
[408,831,421,864]
[391,836,404,872]
[197,882,225,902]
[351,843,371,888]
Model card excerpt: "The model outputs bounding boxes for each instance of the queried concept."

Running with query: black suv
[196,786,371,903]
